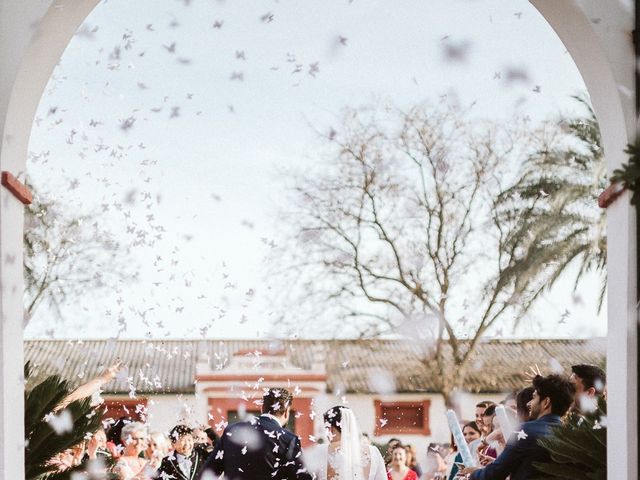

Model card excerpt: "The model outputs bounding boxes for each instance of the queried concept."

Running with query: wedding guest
[570,364,606,396]
[156,425,206,480]
[485,407,518,455]
[443,442,459,480]
[71,442,87,466]
[516,387,535,423]
[49,441,87,472]
[81,430,113,478]
[107,417,132,458]
[474,402,494,428]
[404,444,423,478]
[48,448,78,472]
[387,446,417,480]
[192,425,214,455]
[144,431,171,471]
[463,422,481,444]
[447,422,481,480]
[469,402,494,464]
[570,364,606,413]
[204,427,218,448]
[114,422,150,480]
[56,362,122,412]
[480,405,496,437]
[460,374,576,480]
[191,426,208,446]
[84,428,111,462]
[423,444,447,480]
[501,392,518,411]
[477,405,498,465]
[385,438,403,467]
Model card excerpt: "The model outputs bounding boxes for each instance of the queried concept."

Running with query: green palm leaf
[496,96,607,316]
[24,364,103,480]
[534,397,607,480]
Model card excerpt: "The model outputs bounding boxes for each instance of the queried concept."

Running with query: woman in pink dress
[387,446,418,480]
[113,422,152,480]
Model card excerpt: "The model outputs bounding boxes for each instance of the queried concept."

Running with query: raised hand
[523,364,542,379]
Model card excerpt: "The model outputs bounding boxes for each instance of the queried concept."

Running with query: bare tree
[273,101,584,407]
[23,184,126,325]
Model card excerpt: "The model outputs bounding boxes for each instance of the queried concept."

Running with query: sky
[23,0,606,340]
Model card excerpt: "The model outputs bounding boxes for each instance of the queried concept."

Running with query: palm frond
[533,397,607,480]
[496,100,607,308]
[24,365,103,480]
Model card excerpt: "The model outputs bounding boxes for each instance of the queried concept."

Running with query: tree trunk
[441,365,467,416]
[442,388,460,414]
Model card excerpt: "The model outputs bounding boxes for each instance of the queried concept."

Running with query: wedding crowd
[49,419,217,480]
[50,362,605,480]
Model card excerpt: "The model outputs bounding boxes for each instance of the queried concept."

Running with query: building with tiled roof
[25,338,605,462]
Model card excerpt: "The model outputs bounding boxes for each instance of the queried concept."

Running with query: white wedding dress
[310,443,387,480]
[306,408,387,480]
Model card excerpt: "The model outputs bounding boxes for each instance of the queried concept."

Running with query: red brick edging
[1,171,32,205]
[598,182,625,208]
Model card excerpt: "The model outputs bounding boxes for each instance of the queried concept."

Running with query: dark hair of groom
[262,387,293,416]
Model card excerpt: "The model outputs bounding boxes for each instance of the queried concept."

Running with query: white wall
[133,394,201,433]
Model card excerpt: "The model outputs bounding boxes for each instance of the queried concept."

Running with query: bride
[308,406,387,480]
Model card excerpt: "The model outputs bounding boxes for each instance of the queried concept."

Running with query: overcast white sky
[23,0,606,340]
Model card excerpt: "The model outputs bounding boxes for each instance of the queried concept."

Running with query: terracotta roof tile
[24,338,605,395]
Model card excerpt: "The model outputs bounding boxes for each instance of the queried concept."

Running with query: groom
[200,387,312,480]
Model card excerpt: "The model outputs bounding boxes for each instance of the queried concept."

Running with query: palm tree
[24,363,104,480]
[496,97,606,309]
[533,397,607,480]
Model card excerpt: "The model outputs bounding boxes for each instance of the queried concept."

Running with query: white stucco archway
[530,2,638,479]
[1,2,101,477]
[0,1,636,479]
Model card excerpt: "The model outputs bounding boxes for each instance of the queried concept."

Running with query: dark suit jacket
[470,414,562,480]
[200,415,312,480]
[155,449,206,480]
